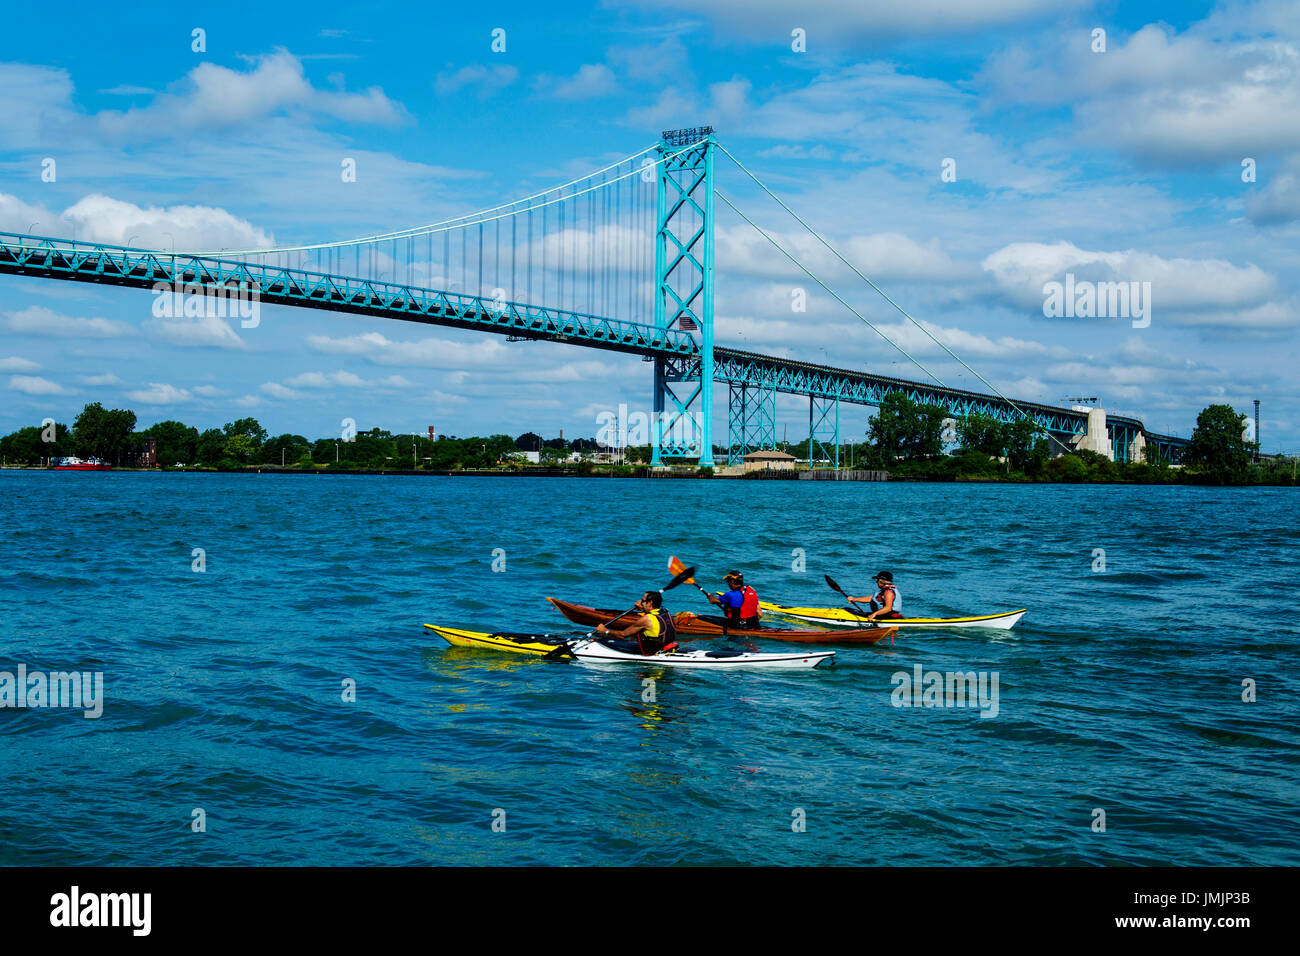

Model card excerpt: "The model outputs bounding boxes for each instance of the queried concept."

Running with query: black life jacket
[633,607,677,654]
[646,607,677,645]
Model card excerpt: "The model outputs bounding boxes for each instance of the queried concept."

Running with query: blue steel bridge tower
[651,128,716,467]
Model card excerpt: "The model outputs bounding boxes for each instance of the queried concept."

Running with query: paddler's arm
[847,595,879,620]
[596,614,649,638]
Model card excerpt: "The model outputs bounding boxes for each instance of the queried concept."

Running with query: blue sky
[1,0,1297,449]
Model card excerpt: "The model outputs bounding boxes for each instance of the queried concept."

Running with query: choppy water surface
[1,472,1296,865]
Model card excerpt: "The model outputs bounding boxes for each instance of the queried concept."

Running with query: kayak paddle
[825,574,872,619]
[825,574,896,645]
[544,565,697,658]
[668,555,714,601]
[670,555,748,633]
[596,563,695,628]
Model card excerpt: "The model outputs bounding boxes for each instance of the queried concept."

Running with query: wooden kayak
[758,601,1027,630]
[546,597,896,645]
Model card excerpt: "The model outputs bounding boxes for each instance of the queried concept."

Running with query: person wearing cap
[849,572,903,621]
[707,571,762,629]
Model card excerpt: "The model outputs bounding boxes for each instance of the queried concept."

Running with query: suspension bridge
[0,127,1188,467]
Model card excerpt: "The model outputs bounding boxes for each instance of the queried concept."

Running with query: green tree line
[829,395,1282,486]
[0,404,612,471]
[1,399,1286,485]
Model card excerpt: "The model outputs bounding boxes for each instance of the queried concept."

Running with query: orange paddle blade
[668,555,695,584]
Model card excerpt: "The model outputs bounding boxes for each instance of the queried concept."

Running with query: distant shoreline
[1,465,628,478]
[3,465,1297,486]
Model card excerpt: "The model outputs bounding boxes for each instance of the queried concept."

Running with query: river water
[2,472,1296,865]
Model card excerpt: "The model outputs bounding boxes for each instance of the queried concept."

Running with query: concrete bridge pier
[1070,407,1113,459]
[1128,430,1146,464]
[1067,407,1147,463]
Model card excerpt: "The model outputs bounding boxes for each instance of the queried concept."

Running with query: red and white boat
[51,457,112,471]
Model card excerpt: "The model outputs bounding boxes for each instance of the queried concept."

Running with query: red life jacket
[738,585,759,619]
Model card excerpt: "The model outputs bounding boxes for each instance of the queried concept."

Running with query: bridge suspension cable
[199,140,705,327]
[717,143,1073,451]
[208,144,662,255]
[714,188,949,387]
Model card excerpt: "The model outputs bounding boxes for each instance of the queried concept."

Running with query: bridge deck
[0,233,1187,451]
[0,234,697,360]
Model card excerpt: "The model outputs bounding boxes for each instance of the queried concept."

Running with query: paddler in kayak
[706,570,762,629]
[849,571,903,621]
[594,591,678,656]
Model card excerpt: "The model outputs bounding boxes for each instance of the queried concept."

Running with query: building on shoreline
[743,450,798,473]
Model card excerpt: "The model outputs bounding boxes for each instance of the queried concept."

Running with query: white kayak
[426,624,833,669]
[758,601,1026,630]
[567,638,834,669]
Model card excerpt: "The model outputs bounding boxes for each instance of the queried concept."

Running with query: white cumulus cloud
[4,306,134,339]
[305,331,511,368]
[95,50,408,140]
[8,375,69,396]
[125,383,193,404]
[536,64,618,100]
[145,314,248,349]
[260,382,302,400]
[981,241,1281,324]
[614,0,1087,40]
[434,64,518,98]
[0,357,41,372]
[61,194,273,253]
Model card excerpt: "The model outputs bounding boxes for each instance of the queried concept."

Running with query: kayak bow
[425,625,569,655]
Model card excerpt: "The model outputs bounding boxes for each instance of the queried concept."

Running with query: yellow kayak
[758,602,1026,630]
[424,624,570,656]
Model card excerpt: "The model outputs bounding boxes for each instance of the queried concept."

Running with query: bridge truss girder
[712,348,1089,436]
[0,233,699,360]
[1145,437,1185,465]
[809,394,840,469]
[727,382,776,465]
[1110,421,1137,463]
